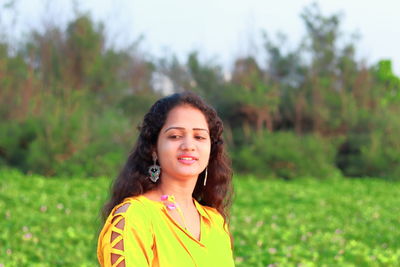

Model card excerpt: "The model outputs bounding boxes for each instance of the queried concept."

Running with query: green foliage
[0,12,154,177]
[0,43,31,120]
[50,108,135,178]
[232,132,340,179]
[1,169,399,266]
[372,60,400,104]
[0,118,38,170]
[301,3,342,76]
[338,109,400,180]
[0,90,136,177]
[187,52,225,97]
[231,176,400,266]
[118,93,161,120]
[0,169,108,266]
[1,3,400,180]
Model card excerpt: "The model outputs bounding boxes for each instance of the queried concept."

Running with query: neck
[157,176,198,209]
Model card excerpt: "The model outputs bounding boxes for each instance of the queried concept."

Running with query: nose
[180,136,196,151]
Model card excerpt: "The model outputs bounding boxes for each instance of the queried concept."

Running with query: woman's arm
[98,201,155,267]
[110,204,130,267]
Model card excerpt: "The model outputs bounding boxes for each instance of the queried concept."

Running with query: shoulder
[104,195,154,229]
[197,203,226,225]
[202,205,222,218]
[101,196,155,242]
[103,195,157,232]
[200,204,232,234]
[112,195,151,219]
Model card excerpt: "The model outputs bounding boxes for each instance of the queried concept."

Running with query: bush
[232,131,341,179]
[51,108,135,178]
[0,91,138,178]
[0,118,38,171]
[337,109,400,180]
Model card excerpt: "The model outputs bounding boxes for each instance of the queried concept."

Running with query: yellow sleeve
[97,200,155,267]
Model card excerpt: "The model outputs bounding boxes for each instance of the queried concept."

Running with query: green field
[1,169,399,266]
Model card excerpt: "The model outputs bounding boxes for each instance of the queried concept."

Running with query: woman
[97,91,235,266]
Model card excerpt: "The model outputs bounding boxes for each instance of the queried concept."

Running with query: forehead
[163,105,208,129]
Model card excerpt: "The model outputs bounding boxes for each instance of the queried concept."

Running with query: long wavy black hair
[102,91,233,224]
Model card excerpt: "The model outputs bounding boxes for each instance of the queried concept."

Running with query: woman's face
[156,104,211,182]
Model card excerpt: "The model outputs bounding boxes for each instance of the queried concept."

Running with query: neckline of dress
[129,195,209,220]
[138,194,206,244]
[139,195,208,217]
[138,194,199,208]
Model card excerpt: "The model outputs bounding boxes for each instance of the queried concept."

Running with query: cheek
[202,144,211,161]
[157,141,177,163]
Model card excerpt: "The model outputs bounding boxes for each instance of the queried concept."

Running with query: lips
[177,155,198,165]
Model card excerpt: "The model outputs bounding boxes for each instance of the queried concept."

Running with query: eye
[195,136,207,140]
[168,135,181,139]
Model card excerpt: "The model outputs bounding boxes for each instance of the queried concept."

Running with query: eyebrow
[164,126,209,133]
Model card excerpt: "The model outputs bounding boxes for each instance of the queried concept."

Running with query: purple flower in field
[268,247,277,254]
[235,257,243,263]
[23,233,32,240]
[335,228,342,234]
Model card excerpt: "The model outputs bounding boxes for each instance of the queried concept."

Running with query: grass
[1,169,399,266]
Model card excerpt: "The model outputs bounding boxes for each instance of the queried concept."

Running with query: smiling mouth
[177,156,198,164]
[178,157,198,160]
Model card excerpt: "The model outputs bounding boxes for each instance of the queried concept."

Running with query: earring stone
[148,152,161,183]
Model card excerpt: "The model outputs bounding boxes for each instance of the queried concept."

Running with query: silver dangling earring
[148,152,161,183]
[203,168,208,186]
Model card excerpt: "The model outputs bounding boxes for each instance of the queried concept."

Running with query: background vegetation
[1,169,399,266]
[1,3,399,180]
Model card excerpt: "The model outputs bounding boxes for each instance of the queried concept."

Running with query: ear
[150,145,157,156]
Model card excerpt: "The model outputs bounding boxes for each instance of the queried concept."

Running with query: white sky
[3,0,400,75]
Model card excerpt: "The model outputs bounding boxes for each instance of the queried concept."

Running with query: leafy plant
[1,169,399,266]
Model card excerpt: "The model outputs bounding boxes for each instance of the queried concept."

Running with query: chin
[171,169,201,179]
[177,171,200,179]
